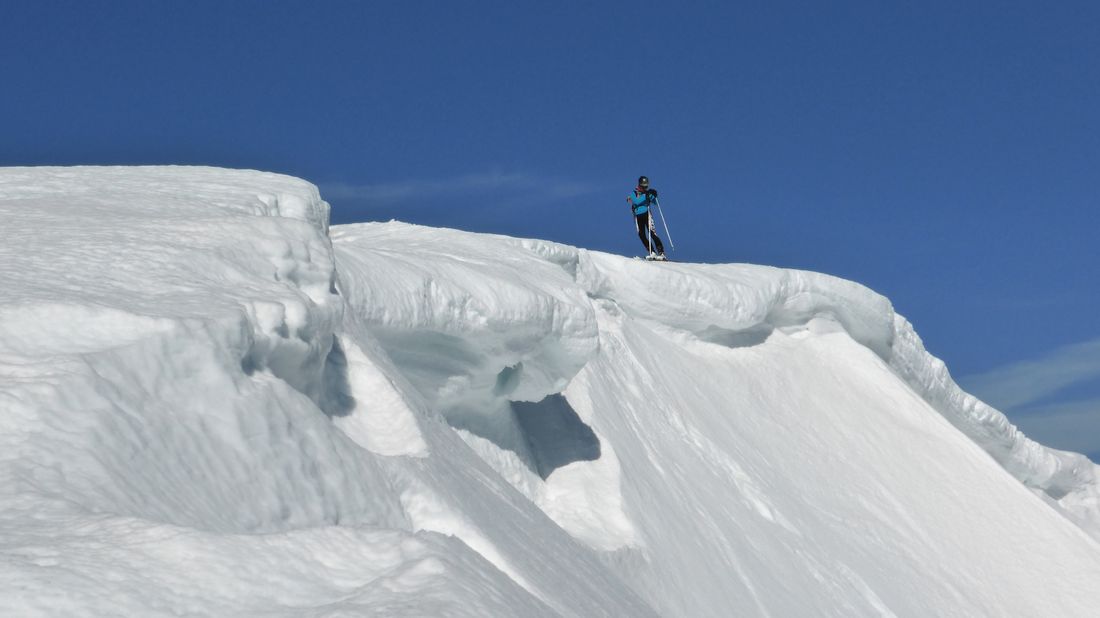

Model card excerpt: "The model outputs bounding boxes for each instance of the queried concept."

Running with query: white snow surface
[2,166,1099,617]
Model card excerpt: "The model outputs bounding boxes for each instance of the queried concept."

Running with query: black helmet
[638,175,649,188]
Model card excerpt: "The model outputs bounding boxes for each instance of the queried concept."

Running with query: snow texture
[1,166,1099,616]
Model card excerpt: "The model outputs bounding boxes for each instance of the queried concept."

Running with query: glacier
[1,166,1098,616]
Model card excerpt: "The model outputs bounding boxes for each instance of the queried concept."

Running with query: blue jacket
[630,190,653,216]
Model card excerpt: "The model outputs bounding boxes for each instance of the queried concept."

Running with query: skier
[627,175,665,259]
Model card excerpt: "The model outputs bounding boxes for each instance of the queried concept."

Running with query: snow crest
[3,168,1100,616]
[334,221,1100,616]
[0,168,652,616]
[0,167,404,534]
[332,224,636,551]
[888,315,1100,533]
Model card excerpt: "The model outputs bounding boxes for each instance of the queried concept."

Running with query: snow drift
[1,167,1098,617]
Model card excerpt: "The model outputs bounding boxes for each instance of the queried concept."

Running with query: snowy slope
[334,222,1100,617]
[2,167,1099,616]
[0,167,649,617]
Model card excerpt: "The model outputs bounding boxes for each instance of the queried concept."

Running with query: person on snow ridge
[627,175,665,257]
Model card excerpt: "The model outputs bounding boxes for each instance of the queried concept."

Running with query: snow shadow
[696,324,773,349]
[320,336,355,417]
[375,329,483,404]
[512,395,601,479]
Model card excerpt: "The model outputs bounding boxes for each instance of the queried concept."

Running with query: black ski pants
[635,211,664,255]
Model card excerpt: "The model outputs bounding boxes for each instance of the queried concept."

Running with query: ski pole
[654,197,675,251]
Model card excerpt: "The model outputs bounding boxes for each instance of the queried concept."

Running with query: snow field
[570,304,1100,616]
[0,167,653,616]
[3,167,1100,616]
[336,221,1100,616]
[0,167,401,535]
[0,506,555,617]
[888,314,1100,535]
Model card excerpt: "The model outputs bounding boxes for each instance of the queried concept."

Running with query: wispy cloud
[1010,399,1100,460]
[965,293,1079,312]
[321,171,598,205]
[959,338,1100,459]
[959,338,1100,411]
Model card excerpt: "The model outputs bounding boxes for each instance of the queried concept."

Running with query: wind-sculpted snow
[335,221,1100,617]
[332,224,635,551]
[0,168,652,616]
[574,244,1100,535]
[575,250,897,358]
[3,168,1100,616]
[333,223,598,407]
[0,507,556,617]
[342,222,1099,537]
[888,316,1100,535]
[0,167,405,533]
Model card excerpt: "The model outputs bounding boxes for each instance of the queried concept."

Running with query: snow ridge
[566,237,1100,535]
[0,167,653,616]
[888,316,1100,534]
[3,167,1100,617]
[335,221,1100,615]
[0,167,401,534]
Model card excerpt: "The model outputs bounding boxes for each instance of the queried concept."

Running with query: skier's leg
[651,230,665,255]
[636,214,651,252]
[639,212,663,254]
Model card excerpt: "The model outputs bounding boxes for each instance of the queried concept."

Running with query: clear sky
[3,1,1097,459]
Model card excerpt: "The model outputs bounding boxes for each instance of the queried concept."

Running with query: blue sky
[3,1,1097,459]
